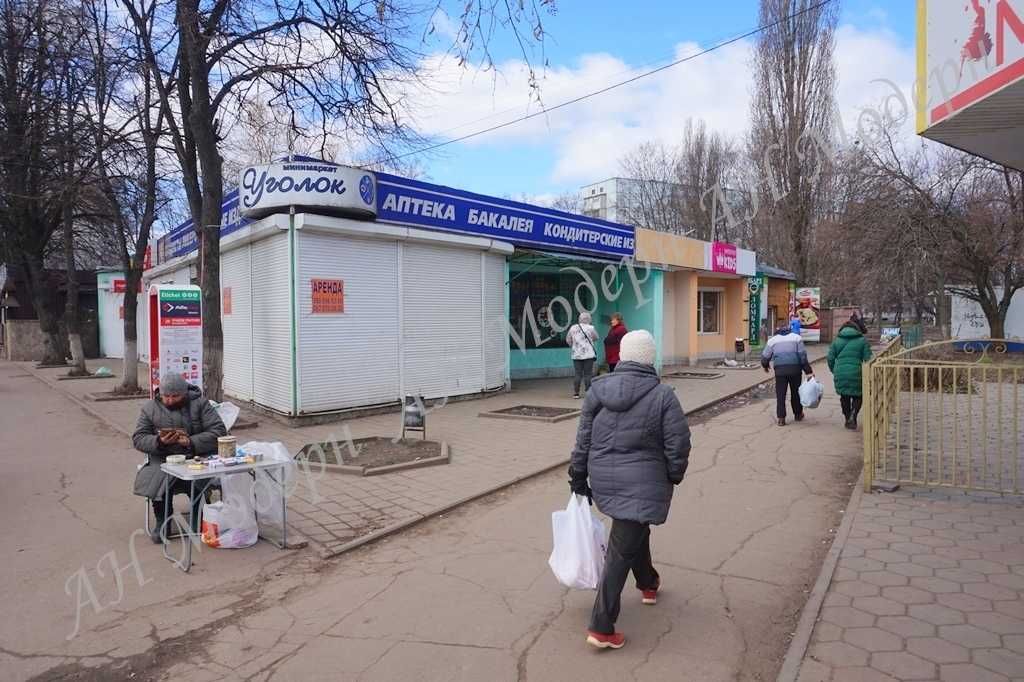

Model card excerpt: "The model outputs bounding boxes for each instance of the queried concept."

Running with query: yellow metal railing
[863,340,1024,493]
[863,338,903,491]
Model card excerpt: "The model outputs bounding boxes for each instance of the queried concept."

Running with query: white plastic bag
[201,472,258,548]
[799,377,824,409]
[212,401,240,431]
[548,494,608,590]
[243,441,296,543]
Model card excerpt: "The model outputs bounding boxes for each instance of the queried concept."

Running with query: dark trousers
[590,519,659,634]
[775,373,803,419]
[152,478,203,532]
[840,395,863,420]
[608,362,617,373]
[573,358,595,394]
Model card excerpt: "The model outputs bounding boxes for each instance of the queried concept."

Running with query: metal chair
[140,455,153,535]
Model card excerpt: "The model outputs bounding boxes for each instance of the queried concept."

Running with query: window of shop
[698,290,721,334]
[509,270,594,349]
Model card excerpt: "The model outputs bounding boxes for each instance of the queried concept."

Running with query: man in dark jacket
[132,373,226,541]
[568,330,691,649]
[761,325,815,426]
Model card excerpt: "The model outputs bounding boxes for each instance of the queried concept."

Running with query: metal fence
[863,339,1024,493]
[900,324,923,349]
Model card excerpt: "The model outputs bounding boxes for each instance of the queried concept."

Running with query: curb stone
[775,471,865,682]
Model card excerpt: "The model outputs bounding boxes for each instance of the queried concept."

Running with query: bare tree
[84,0,167,392]
[119,0,554,399]
[55,7,95,375]
[0,0,91,365]
[549,191,582,214]
[618,142,686,234]
[749,0,839,282]
[616,120,739,240]
[830,119,1024,338]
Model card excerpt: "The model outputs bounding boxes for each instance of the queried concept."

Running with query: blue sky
[401,0,919,202]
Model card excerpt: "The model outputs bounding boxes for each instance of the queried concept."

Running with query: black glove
[568,469,592,505]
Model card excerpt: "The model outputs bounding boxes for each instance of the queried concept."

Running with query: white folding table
[159,459,289,572]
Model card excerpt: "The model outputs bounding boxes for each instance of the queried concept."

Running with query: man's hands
[158,428,189,447]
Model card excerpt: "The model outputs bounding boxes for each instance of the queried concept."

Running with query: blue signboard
[161,188,252,259]
[375,173,635,259]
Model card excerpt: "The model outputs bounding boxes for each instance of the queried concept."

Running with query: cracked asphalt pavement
[1,361,862,681]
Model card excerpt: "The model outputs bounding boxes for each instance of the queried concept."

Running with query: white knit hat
[618,329,657,366]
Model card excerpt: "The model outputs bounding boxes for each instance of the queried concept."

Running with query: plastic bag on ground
[201,472,258,548]
[799,377,824,409]
[242,441,296,543]
[548,494,608,590]
[212,401,240,431]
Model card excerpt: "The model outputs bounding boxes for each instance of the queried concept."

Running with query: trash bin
[402,395,425,440]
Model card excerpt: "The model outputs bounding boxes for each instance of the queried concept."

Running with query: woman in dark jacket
[568,330,691,649]
[827,317,873,429]
[603,313,627,371]
[132,373,227,541]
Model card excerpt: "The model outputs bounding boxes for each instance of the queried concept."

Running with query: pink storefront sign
[711,241,737,273]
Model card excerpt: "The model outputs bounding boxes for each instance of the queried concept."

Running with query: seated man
[132,373,227,542]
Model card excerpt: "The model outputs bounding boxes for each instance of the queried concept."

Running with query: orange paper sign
[223,287,232,315]
[311,278,344,314]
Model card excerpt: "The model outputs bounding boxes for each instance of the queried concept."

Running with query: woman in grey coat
[132,373,227,541]
[568,330,691,649]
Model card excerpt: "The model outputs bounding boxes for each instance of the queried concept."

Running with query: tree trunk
[989,316,1006,340]
[23,257,65,365]
[200,211,224,400]
[63,204,88,376]
[121,270,141,392]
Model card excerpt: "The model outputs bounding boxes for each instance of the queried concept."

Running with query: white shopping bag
[201,473,258,548]
[243,441,296,543]
[799,377,824,409]
[212,401,240,431]
[548,494,608,590]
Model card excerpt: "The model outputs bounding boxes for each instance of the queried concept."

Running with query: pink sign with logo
[711,241,737,274]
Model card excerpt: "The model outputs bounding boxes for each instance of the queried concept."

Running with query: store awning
[510,248,631,268]
[917,0,1024,170]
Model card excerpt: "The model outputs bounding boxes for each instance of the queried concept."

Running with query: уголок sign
[239,162,377,220]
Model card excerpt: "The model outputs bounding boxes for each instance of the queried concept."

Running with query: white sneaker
[573,394,581,399]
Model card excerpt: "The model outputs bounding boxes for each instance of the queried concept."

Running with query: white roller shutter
[297,231,400,412]
[483,253,507,389]
[402,242,483,400]
[251,233,293,413]
[221,244,253,401]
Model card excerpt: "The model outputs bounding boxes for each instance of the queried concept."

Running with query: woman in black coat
[568,329,691,649]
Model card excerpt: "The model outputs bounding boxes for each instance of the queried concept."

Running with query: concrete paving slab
[788,486,1024,681]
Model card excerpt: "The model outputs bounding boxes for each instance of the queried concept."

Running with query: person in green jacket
[827,317,873,430]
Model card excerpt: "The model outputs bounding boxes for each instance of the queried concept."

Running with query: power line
[373,0,834,165]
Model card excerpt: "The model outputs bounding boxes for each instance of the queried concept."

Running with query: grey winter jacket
[569,362,691,525]
[761,328,813,377]
[131,385,227,499]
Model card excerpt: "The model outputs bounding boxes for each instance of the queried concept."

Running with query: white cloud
[400,23,917,188]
